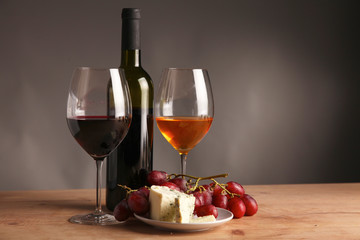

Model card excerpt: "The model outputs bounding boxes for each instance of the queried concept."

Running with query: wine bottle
[106,8,153,211]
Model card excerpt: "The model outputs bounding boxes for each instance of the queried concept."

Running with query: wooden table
[1,183,360,239]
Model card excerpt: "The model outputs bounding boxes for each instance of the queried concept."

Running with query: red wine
[67,116,131,160]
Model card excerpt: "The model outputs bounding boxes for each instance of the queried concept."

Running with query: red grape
[242,194,258,216]
[169,177,187,192]
[201,184,214,195]
[196,204,218,218]
[113,199,131,222]
[192,191,204,213]
[161,182,181,191]
[226,181,245,197]
[201,190,213,205]
[212,194,228,209]
[228,197,246,218]
[211,183,224,196]
[127,191,149,215]
[147,170,168,186]
[192,191,204,205]
[138,187,150,199]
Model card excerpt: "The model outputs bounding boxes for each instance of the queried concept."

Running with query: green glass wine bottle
[106,8,153,211]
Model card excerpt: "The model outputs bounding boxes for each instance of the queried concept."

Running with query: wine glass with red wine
[66,67,132,225]
[155,68,214,175]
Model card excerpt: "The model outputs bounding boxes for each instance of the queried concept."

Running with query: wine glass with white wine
[155,68,214,175]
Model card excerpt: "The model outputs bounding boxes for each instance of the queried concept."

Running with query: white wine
[106,8,154,211]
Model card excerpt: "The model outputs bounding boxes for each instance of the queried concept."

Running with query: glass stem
[180,154,188,175]
[95,159,104,215]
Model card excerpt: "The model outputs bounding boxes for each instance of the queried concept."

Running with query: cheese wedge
[149,185,195,223]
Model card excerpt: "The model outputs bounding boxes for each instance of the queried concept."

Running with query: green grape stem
[211,178,242,198]
[117,184,137,195]
[167,173,228,193]
[169,173,228,181]
[211,178,233,197]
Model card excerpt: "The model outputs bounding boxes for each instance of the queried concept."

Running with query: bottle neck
[121,15,141,67]
[121,49,141,67]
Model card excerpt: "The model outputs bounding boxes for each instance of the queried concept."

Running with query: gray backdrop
[1,0,359,191]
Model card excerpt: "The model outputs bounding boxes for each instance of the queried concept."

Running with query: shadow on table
[104,218,216,236]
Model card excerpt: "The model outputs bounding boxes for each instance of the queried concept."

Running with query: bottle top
[122,8,141,19]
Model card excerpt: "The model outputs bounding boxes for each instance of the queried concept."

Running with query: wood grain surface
[1,183,360,239]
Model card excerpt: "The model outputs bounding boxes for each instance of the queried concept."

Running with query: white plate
[134,208,233,232]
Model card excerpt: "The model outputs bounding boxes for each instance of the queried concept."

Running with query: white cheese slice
[149,185,195,223]
[190,215,216,223]
[175,194,196,223]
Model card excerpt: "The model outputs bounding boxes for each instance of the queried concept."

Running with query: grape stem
[211,178,233,197]
[211,178,242,198]
[169,173,228,180]
[168,173,228,193]
[117,184,137,195]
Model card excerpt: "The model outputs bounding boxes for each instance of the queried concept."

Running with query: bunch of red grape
[113,170,258,222]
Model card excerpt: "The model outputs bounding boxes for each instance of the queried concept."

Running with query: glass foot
[69,212,118,225]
